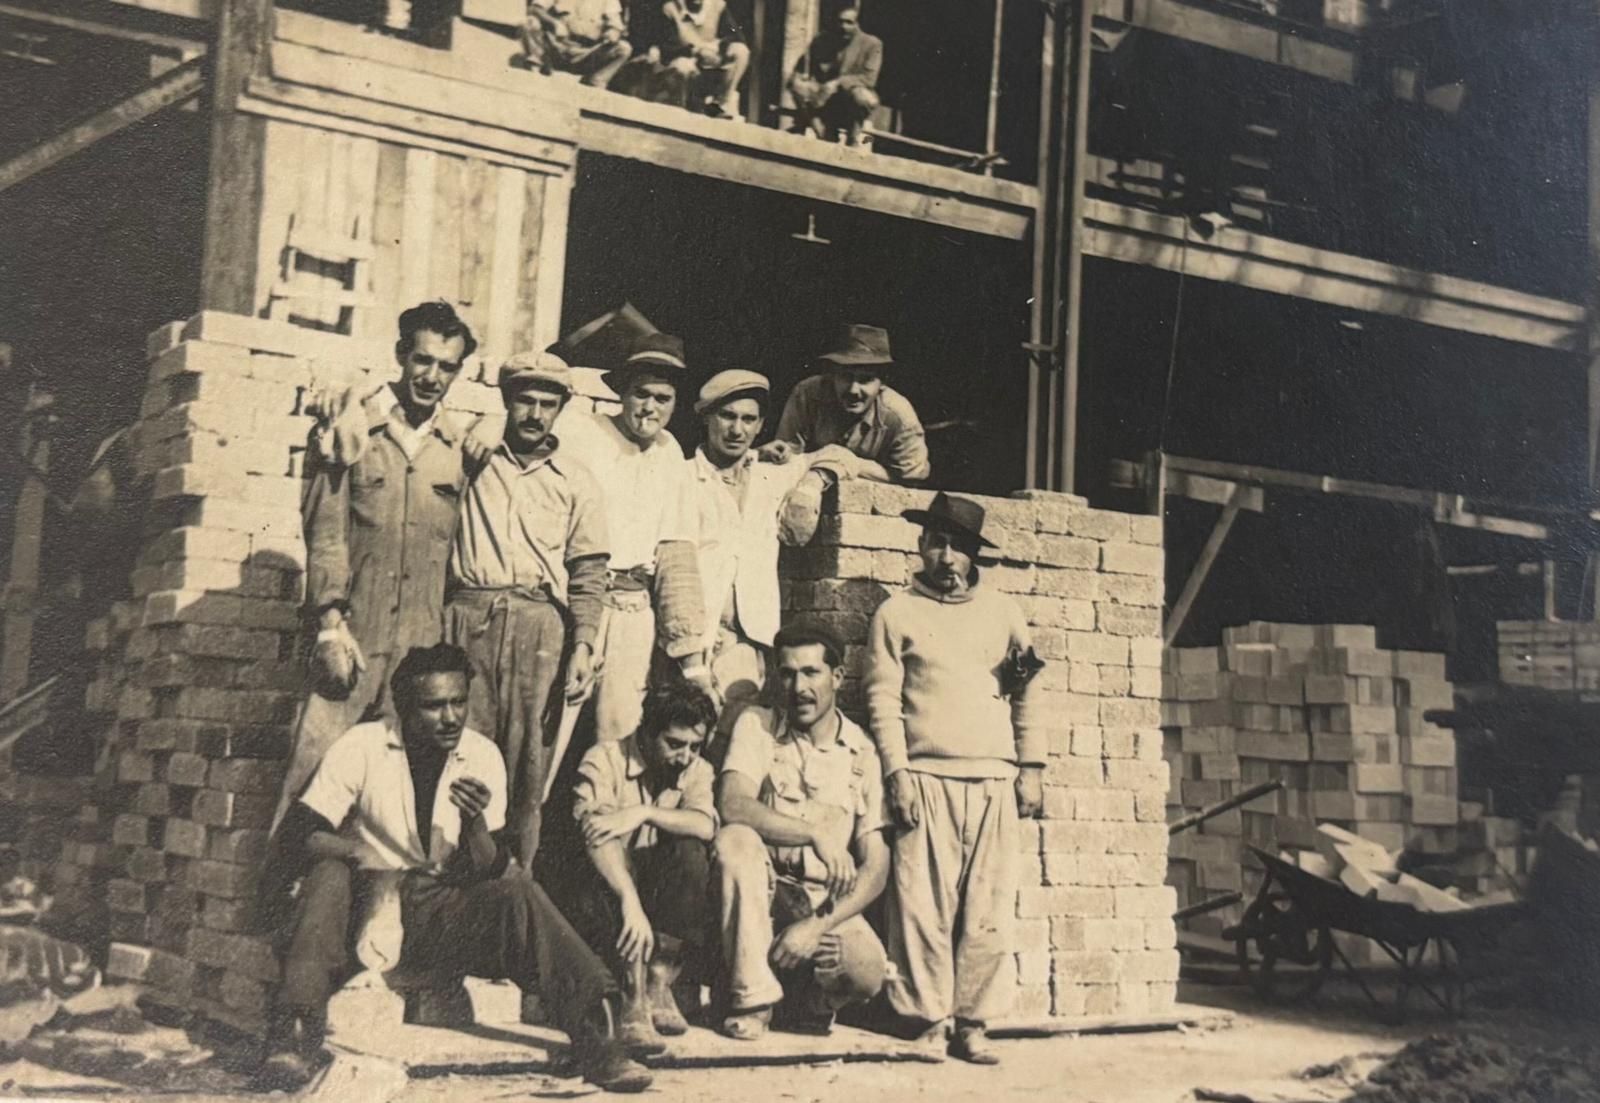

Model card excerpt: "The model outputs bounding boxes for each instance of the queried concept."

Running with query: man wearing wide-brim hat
[769,323,930,484]
[557,330,711,748]
[444,351,610,869]
[866,492,1045,1064]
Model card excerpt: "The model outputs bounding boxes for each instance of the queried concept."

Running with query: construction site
[0,0,1598,1099]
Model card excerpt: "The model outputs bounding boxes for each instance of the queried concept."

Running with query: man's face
[830,369,883,418]
[703,396,764,463]
[618,375,677,444]
[777,642,842,729]
[504,385,567,452]
[396,330,467,416]
[402,671,469,754]
[919,529,976,593]
[642,722,707,777]
[837,8,860,39]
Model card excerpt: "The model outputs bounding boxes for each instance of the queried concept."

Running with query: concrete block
[163,818,209,859]
[1035,568,1102,601]
[1051,950,1120,985]
[1099,604,1162,638]
[192,790,275,829]
[1130,637,1164,668]
[1101,542,1163,577]
[1128,515,1162,545]
[1101,699,1160,728]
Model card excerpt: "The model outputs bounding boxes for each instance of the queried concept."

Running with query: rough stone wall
[782,482,1178,1021]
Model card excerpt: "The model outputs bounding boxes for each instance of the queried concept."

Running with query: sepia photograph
[0,0,1597,1099]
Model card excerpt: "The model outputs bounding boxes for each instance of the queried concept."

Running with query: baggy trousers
[713,824,887,1013]
[445,589,566,864]
[277,860,615,1042]
[592,590,654,745]
[885,773,1020,1025]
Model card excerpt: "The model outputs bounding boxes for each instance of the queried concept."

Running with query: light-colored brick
[1101,542,1163,577]
[1067,631,1128,666]
[163,818,209,859]
[1051,950,1120,984]
[1114,885,1177,918]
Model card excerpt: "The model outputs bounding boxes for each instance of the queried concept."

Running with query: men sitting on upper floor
[522,0,634,88]
[711,621,891,1040]
[788,5,882,146]
[658,0,749,118]
[769,323,931,485]
[256,644,651,1094]
[536,680,719,1057]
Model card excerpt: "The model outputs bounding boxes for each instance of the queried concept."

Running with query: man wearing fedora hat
[770,323,930,485]
[559,330,709,746]
[444,351,610,867]
[867,492,1045,1064]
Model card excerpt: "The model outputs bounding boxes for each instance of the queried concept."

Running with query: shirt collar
[497,435,566,475]
[382,721,468,763]
[693,446,754,481]
[911,572,978,604]
[372,385,461,446]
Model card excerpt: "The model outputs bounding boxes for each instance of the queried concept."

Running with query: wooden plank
[344,134,382,336]
[371,140,407,329]
[0,58,205,193]
[252,118,304,318]
[399,148,438,311]
[0,3,206,53]
[200,0,271,314]
[105,0,214,19]
[528,170,568,351]
[430,153,465,310]
[458,156,498,326]
[484,165,527,364]
[1165,485,1247,646]
[0,387,48,700]
[512,173,546,354]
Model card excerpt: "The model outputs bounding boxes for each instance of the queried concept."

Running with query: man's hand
[770,915,826,971]
[758,440,797,464]
[564,642,596,703]
[583,805,650,848]
[617,896,655,964]
[601,25,623,42]
[463,425,497,470]
[310,620,366,700]
[887,770,919,831]
[1015,766,1044,819]
[449,777,493,824]
[679,659,723,712]
[695,43,722,67]
[808,821,857,900]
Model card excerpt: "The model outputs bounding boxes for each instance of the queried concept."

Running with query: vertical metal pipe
[984,0,1005,176]
[1058,0,1093,495]
[1585,76,1600,617]
[1027,1,1064,490]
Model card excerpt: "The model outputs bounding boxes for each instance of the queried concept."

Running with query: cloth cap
[603,331,689,394]
[499,350,573,394]
[817,323,893,368]
[901,491,998,549]
[695,369,770,414]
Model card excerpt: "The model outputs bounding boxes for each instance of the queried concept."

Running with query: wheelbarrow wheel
[1233,891,1333,1003]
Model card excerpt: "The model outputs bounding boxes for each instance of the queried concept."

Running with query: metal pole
[984,0,1005,177]
[1025,5,1064,489]
[1058,0,1093,495]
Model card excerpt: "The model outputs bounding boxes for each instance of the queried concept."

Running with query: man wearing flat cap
[771,323,930,485]
[867,492,1045,1064]
[444,351,609,867]
[689,370,856,742]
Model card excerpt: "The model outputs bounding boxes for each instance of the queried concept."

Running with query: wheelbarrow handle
[1167,779,1285,836]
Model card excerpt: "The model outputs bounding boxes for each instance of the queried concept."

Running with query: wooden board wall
[251,118,560,362]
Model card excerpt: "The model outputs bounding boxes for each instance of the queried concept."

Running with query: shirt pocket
[349,467,387,529]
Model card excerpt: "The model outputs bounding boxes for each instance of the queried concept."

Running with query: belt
[606,566,654,593]
[448,585,554,637]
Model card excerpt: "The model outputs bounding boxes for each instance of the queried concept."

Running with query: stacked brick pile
[1497,620,1600,692]
[1163,623,1458,937]
[783,481,1177,1021]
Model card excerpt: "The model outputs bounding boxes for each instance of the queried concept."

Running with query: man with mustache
[559,330,709,744]
[712,621,890,1040]
[867,493,1045,1064]
[445,352,609,868]
[273,301,482,831]
[258,644,651,1094]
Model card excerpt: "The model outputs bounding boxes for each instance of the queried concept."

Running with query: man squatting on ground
[273,302,485,831]
[446,352,608,866]
[714,621,891,1040]
[787,5,883,145]
[868,492,1046,1064]
[259,643,653,1093]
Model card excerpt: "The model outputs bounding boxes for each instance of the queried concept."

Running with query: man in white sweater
[866,492,1044,1064]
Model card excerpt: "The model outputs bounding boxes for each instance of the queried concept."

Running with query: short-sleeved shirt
[299,721,508,874]
[448,440,608,601]
[572,734,717,849]
[775,374,931,483]
[721,706,889,864]
[560,412,697,575]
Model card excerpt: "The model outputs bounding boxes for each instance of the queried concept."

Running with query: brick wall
[784,481,1177,1021]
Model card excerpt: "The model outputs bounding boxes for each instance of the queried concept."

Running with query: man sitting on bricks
[537,680,719,1057]
[787,5,882,146]
[522,0,634,89]
[712,620,891,1040]
[256,643,652,1093]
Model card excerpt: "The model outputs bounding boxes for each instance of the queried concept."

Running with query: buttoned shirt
[540,0,623,41]
[776,374,930,483]
[572,734,717,849]
[560,413,697,575]
[299,720,508,874]
[449,440,609,602]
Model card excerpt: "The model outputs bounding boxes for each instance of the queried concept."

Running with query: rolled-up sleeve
[720,710,774,787]
[299,733,364,829]
[564,464,611,647]
[302,447,352,617]
[881,392,931,483]
[680,758,719,829]
[573,743,622,822]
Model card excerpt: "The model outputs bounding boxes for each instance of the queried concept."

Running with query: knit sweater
[866,575,1045,779]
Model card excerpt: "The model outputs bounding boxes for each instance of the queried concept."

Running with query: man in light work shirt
[714,621,890,1040]
[274,301,481,831]
[771,323,930,485]
[445,352,608,867]
[258,644,651,1094]
[560,330,709,744]
[539,680,719,1056]
[523,0,633,88]
[867,493,1045,1064]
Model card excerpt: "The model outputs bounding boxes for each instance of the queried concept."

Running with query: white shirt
[561,412,697,574]
[299,720,508,874]
[385,396,440,462]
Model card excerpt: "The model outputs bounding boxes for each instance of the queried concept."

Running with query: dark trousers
[276,860,616,1041]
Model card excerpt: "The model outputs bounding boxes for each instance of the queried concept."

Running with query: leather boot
[647,954,688,1036]
[617,957,666,1057]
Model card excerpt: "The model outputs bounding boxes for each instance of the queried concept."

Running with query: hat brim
[502,375,572,395]
[902,509,998,549]
[694,386,768,415]
[819,350,895,368]
[601,362,686,393]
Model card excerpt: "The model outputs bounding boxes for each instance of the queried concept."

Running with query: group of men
[258,300,1042,1093]
[523,0,884,143]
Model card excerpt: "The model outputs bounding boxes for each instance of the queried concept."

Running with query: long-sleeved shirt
[448,439,610,647]
[302,389,475,658]
[775,374,931,483]
[866,575,1044,779]
[793,29,883,91]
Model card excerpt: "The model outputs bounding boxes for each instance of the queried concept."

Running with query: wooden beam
[0,386,49,701]
[0,56,205,194]
[104,0,215,19]
[0,3,207,53]
[1165,484,1247,645]
[199,0,272,314]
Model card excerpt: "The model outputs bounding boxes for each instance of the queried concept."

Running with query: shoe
[720,1005,772,1040]
[949,1022,1000,1065]
[647,960,689,1037]
[910,1017,950,1062]
[254,1048,327,1092]
[619,959,668,1057]
[580,1043,655,1093]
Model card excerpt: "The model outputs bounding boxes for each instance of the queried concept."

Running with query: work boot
[720,1004,772,1041]
[618,957,667,1058]
[949,1020,1000,1065]
[647,956,689,1036]
[909,1017,950,1063]
[254,1009,330,1092]
[575,1000,654,1094]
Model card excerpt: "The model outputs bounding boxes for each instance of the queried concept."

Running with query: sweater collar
[911,572,978,604]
